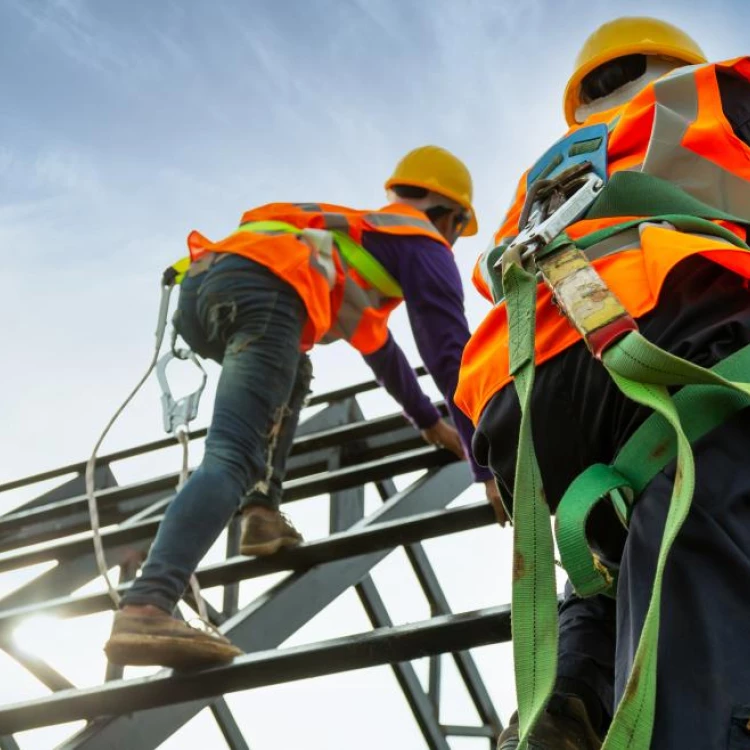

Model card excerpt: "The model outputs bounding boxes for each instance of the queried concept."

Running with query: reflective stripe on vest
[187,201,448,352]
[236,220,338,289]
[458,57,750,425]
[237,219,404,353]
[236,220,403,298]
[292,201,443,237]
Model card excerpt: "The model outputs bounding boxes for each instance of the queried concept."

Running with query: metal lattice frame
[0,371,507,749]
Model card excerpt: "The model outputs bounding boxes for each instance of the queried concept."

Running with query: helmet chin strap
[574,56,683,123]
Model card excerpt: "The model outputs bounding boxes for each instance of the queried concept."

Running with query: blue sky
[1,1,748,748]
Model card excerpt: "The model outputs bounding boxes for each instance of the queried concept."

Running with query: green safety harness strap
[557,341,750,600]
[502,249,559,750]
[502,169,750,750]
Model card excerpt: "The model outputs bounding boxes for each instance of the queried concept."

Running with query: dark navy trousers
[558,409,750,748]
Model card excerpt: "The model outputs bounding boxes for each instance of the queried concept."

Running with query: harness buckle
[497,160,638,360]
[496,166,605,269]
[587,315,639,360]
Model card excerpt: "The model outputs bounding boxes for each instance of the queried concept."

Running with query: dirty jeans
[244,352,313,510]
[122,254,306,613]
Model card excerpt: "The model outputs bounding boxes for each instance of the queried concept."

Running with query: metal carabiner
[156,349,208,436]
[496,170,604,270]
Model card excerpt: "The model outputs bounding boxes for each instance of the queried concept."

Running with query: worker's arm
[363,232,495,485]
[363,334,465,459]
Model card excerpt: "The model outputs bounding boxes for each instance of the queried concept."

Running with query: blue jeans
[122,255,306,613]
[244,352,313,510]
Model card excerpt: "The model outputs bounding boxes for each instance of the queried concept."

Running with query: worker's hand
[421,419,466,460]
[484,478,509,527]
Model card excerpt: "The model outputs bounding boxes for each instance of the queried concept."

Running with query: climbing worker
[104,145,500,669]
[456,16,750,750]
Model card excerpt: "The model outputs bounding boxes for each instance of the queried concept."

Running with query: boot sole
[240,536,301,557]
[104,633,242,670]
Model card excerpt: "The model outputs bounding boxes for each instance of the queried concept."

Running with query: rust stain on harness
[623,661,642,703]
[513,551,526,582]
[649,440,669,461]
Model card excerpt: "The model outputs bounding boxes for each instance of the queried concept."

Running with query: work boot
[240,505,303,556]
[105,610,243,670]
[497,696,602,750]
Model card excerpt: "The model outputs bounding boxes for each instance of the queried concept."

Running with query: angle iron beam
[0,494,167,615]
[376,478,504,735]
[405,543,504,735]
[0,390,352,494]
[441,724,496,738]
[0,401,377,530]
[210,699,251,750]
[428,654,442,716]
[0,644,76,693]
[305,365,426,407]
[0,368,428,495]
[222,518,241,618]
[59,463,471,750]
[329,436,448,750]
[0,501,493,634]
[0,423,435,550]
[0,604,510,734]
[0,446,455,574]
[0,466,117,520]
[356,576,450,750]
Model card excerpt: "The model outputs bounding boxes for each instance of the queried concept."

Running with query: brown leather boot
[497,697,602,750]
[105,611,243,669]
[240,505,303,556]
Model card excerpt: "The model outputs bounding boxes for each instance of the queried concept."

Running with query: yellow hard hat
[564,17,707,125]
[385,145,478,236]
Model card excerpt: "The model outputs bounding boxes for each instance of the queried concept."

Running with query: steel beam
[376,478,504,737]
[356,576,450,750]
[305,365,426,407]
[222,518,241,619]
[210,699,251,750]
[0,501,493,634]
[329,427,449,750]
[0,369,428,496]
[442,724,496,738]
[59,463,472,749]
[0,644,75,692]
[0,604,510,734]
[0,447,455,575]
[0,436,446,558]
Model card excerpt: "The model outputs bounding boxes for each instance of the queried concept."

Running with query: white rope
[86,285,173,608]
[175,426,211,625]
[87,280,215,630]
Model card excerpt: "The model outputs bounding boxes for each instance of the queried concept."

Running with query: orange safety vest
[456,57,750,425]
[187,202,450,353]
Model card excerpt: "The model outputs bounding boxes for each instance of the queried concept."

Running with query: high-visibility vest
[456,57,750,425]
[187,202,450,353]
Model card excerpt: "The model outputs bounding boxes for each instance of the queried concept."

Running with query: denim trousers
[122,254,306,613]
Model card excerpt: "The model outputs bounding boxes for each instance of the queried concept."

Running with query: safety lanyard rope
[86,280,211,626]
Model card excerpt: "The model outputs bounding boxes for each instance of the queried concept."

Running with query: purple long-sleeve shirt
[360,230,491,482]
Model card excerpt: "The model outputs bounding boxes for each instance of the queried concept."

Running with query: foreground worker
[457,17,750,750]
[105,146,499,669]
